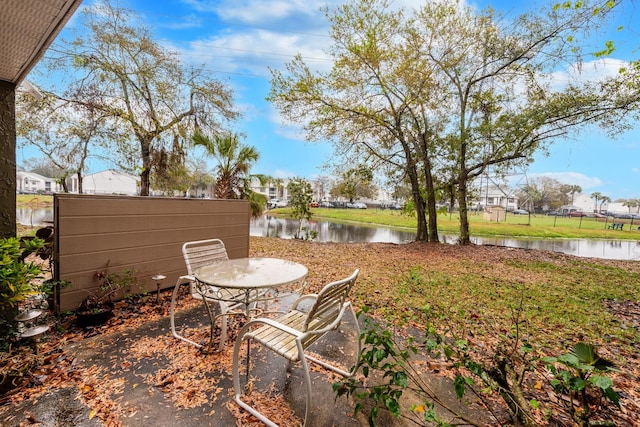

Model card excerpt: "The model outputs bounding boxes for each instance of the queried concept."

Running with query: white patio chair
[232,269,361,427]
[169,238,246,351]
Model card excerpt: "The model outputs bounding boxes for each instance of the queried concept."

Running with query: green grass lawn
[252,235,640,364]
[274,207,640,240]
[16,194,53,205]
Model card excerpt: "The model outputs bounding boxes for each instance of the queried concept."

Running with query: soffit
[0,0,83,84]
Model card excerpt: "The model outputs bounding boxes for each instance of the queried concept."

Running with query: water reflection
[252,216,640,261]
[469,236,640,260]
[16,207,53,227]
[251,216,413,243]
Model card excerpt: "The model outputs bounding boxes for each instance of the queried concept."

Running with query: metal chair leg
[298,342,312,427]
[233,324,280,427]
[170,277,203,348]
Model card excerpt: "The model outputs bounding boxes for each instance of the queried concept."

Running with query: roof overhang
[1,0,84,85]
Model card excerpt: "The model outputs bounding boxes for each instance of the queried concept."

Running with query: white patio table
[193,258,308,341]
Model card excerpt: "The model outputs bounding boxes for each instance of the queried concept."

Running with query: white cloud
[272,168,295,178]
[185,0,429,24]
[265,104,309,141]
[632,167,639,173]
[547,58,629,91]
[527,172,603,189]
[215,0,319,23]
[161,14,203,29]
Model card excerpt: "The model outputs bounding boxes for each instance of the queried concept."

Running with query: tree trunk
[418,132,439,243]
[407,165,428,241]
[139,138,152,196]
[0,81,16,239]
[77,172,83,194]
[457,170,471,245]
[415,193,428,241]
[424,158,439,242]
[59,173,69,193]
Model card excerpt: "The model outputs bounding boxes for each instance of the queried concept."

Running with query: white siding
[83,170,139,196]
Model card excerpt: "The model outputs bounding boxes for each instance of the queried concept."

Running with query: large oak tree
[269,0,640,243]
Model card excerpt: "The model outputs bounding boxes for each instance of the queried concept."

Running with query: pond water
[16,208,640,261]
[16,207,53,227]
[251,216,640,261]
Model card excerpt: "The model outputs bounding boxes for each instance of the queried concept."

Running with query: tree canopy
[268,0,640,243]
[45,0,239,196]
[287,177,314,239]
[191,131,260,199]
[516,177,575,211]
[329,166,376,202]
[17,92,123,193]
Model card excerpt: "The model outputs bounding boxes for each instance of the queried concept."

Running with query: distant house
[571,193,613,214]
[250,177,290,203]
[16,171,60,194]
[472,182,518,211]
[76,170,140,196]
[607,201,639,215]
[571,194,594,213]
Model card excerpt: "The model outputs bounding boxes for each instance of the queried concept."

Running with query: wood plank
[54,194,250,311]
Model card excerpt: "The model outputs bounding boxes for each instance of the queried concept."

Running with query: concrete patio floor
[2,298,374,427]
[2,294,488,427]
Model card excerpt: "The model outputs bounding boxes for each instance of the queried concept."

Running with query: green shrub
[0,237,45,350]
[543,343,620,426]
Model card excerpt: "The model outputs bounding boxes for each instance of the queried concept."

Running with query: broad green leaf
[568,377,587,391]
[590,375,613,390]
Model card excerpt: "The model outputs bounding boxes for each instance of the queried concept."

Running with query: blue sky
[19,0,640,201]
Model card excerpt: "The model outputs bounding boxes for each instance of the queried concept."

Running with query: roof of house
[1,0,83,84]
[17,171,56,182]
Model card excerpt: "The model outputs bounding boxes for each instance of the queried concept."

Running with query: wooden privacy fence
[52,194,250,312]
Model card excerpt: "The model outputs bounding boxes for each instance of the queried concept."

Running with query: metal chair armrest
[291,294,318,311]
[242,316,303,338]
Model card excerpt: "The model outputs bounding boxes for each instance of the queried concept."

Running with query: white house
[607,201,639,215]
[571,193,615,214]
[78,169,140,196]
[471,180,518,211]
[250,177,290,203]
[16,171,60,194]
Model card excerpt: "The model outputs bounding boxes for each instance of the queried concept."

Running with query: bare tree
[44,1,239,195]
[17,93,119,193]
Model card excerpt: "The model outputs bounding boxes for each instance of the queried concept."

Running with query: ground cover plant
[1,236,638,426]
[249,237,640,425]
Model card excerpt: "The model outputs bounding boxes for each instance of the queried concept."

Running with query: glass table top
[195,257,308,289]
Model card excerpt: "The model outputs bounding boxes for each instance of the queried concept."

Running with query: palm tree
[271,177,285,200]
[623,199,639,214]
[192,131,263,216]
[590,192,602,213]
[568,185,582,205]
[598,196,611,214]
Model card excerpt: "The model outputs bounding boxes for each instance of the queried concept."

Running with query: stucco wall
[0,80,16,239]
[53,194,250,312]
